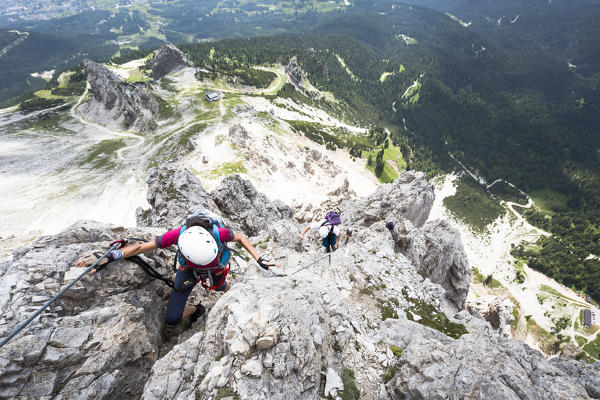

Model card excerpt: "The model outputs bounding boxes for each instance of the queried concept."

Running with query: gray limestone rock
[228,123,250,148]
[81,60,158,132]
[143,277,347,400]
[393,219,470,310]
[2,165,597,400]
[211,174,294,236]
[467,295,515,332]
[136,165,217,229]
[559,343,586,361]
[325,367,343,397]
[151,44,189,80]
[381,319,600,400]
[0,221,169,400]
[285,56,306,92]
[341,170,435,228]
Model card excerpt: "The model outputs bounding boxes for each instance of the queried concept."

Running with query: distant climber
[76,210,279,327]
[300,211,343,253]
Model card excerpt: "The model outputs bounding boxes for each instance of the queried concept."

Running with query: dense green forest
[0,30,19,48]
[0,29,117,106]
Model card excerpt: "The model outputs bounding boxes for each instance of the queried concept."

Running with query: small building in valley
[583,309,592,328]
[205,91,222,102]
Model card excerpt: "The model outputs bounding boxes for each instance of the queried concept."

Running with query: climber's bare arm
[120,241,157,258]
[76,240,157,274]
[233,233,280,269]
[300,225,310,239]
[232,232,259,261]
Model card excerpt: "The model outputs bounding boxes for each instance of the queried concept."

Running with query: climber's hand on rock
[257,257,281,270]
[76,250,122,274]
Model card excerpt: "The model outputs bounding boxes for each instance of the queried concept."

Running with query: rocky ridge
[151,45,189,80]
[0,169,598,399]
[285,56,326,99]
[392,218,470,310]
[81,60,158,132]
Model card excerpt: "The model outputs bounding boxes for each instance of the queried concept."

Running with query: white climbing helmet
[178,226,218,265]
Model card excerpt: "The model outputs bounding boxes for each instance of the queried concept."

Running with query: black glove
[257,257,271,270]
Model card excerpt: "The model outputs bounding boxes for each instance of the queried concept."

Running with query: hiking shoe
[189,303,206,325]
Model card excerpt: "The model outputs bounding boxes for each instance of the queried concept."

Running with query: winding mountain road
[0,30,29,59]
[486,179,550,237]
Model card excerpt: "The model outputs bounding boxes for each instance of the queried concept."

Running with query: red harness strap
[180,264,230,290]
[201,264,230,290]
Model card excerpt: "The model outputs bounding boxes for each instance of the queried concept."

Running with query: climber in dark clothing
[76,219,279,326]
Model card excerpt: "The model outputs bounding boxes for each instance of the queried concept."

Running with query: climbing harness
[0,242,121,349]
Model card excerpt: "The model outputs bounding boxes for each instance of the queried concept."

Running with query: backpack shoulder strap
[210,222,232,269]
[211,222,223,247]
[175,223,188,270]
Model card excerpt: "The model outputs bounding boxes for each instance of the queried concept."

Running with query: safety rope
[0,242,121,349]
[289,252,333,276]
[128,256,174,288]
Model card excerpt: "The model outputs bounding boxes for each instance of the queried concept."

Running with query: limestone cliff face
[285,56,307,92]
[81,60,158,132]
[379,317,600,400]
[150,44,189,80]
[136,165,218,229]
[0,168,598,400]
[340,170,435,228]
[0,222,169,399]
[392,218,470,310]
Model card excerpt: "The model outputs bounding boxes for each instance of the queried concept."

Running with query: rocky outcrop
[341,171,435,228]
[294,178,355,224]
[379,318,600,400]
[136,165,217,229]
[284,56,326,98]
[151,44,189,80]
[392,218,470,310]
[467,295,515,333]
[81,60,158,132]
[285,56,306,92]
[211,175,294,236]
[228,123,250,148]
[560,343,587,361]
[0,221,170,399]
[143,277,346,400]
[135,166,300,248]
